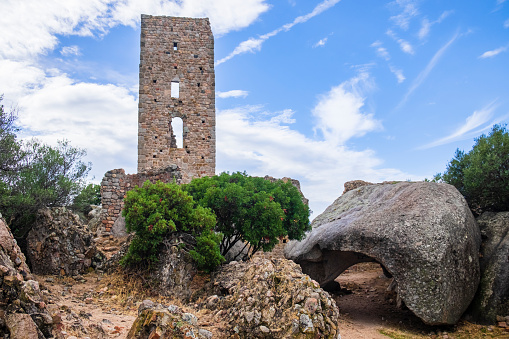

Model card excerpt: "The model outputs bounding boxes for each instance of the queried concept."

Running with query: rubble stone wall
[137,15,216,183]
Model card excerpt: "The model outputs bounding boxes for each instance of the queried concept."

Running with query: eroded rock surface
[127,301,211,339]
[0,216,54,338]
[468,212,509,323]
[206,257,340,338]
[27,207,102,276]
[286,181,481,325]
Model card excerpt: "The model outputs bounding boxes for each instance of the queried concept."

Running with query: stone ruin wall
[137,15,216,183]
[100,166,181,234]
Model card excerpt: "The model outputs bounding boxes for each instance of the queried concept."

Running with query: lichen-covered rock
[27,207,103,276]
[127,302,210,339]
[0,216,55,338]
[342,180,374,194]
[468,212,509,323]
[151,233,199,301]
[285,181,481,325]
[207,258,340,338]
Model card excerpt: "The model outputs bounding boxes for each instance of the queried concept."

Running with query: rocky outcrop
[286,181,481,325]
[151,233,199,301]
[468,212,509,323]
[0,216,55,338]
[127,300,212,339]
[263,175,309,206]
[27,207,103,276]
[342,180,374,194]
[206,258,340,338]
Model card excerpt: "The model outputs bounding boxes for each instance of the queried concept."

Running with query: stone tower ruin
[137,15,216,182]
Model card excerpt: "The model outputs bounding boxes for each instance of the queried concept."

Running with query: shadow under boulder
[285,181,481,326]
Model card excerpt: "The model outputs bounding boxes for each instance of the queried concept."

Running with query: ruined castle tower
[137,15,216,182]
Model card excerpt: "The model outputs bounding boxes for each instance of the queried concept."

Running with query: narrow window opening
[169,117,183,148]
[197,83,200,87]
[174,65,177,69]
[173,42,178,50]
[153,155,156,158]
[153,80,157,83]
[154,136,158,139]
[171,81,179,98]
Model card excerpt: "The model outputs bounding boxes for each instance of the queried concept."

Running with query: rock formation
[468,212,509,323]
[0,216,55,337]
[285,181,481,325]
[127,300,212,339]
[26,207,102,276]
[205,257,340,338]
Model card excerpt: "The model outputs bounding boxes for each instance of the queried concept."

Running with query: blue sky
[1,0,508,217]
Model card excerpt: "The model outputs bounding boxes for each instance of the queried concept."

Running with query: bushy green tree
[0,97,93,238]
[183,172,311,260]
[122,180,222,271]
[434,124,509,214]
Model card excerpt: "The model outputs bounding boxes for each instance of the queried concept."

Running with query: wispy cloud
[389,65,406,83]
[419,11,454,40]
[497,0,507,5]
[389,0,419,30]
[479,45,508,59]
[397,32,458,109]
[504,19,509,28]
[313,37,328,48]
[387,29,414,55]
[419,102,498,149]
[217,90,249,98]
[60,45,81,56]
[371,41,390,60]
[215,0,341,65]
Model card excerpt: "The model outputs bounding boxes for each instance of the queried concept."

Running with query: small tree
[122,180,223,271]
[71,183,101,215]
[183,172,311,260]
[434,124,509,214]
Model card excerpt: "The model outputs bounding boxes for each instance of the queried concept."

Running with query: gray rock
[111,215,128,238]
[285,181,481,325]
[467,212,509,323]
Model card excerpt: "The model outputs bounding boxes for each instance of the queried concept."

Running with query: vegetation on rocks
[183,171,311,260]
[121,180,223,272]
[0,97,93,239]
[434,124,509,215]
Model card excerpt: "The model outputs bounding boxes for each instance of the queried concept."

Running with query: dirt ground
[34,263,509,338]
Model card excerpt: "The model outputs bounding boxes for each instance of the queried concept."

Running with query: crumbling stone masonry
[137,15,216,182]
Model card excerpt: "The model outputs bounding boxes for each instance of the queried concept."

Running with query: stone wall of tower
[138,15,216,183]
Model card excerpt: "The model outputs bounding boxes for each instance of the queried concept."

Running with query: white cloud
[216,0,341,65]
[497,0,507,4]
[312,73,382,146]
[371,41,390,60]
[419,11,453,40]
[397,32,458,109]
[389,65,406,83]
[217,90,249,98]
[217,104,409,217]
[0,0,271,60]
[313,37,328,48]
[386,29,414,55]
[60,45,81,56]
[418,18,431,39]
[479,45,508,59]
[504,19,509,28]
[419,102,498,149]
[389,0,419,30]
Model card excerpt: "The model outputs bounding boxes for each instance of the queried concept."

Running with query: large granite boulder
[205,257,340,338]
[0,216,55,338]
[468,212,509,323]
[285,181,481,325]
[27,207,102,276]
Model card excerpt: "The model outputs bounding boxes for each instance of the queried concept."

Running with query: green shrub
[71,183,101,215]
[434,124,509,214]
[121,180,222,271]
[183,172,311,260]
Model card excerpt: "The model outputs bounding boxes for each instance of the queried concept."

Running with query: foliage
[189,230,224,272]
[71,183,101,215]
[434,124,509,214]
[121,180,222,271]
[183,172,311,260]
[1,139,91,237]
[0,97,93,238]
